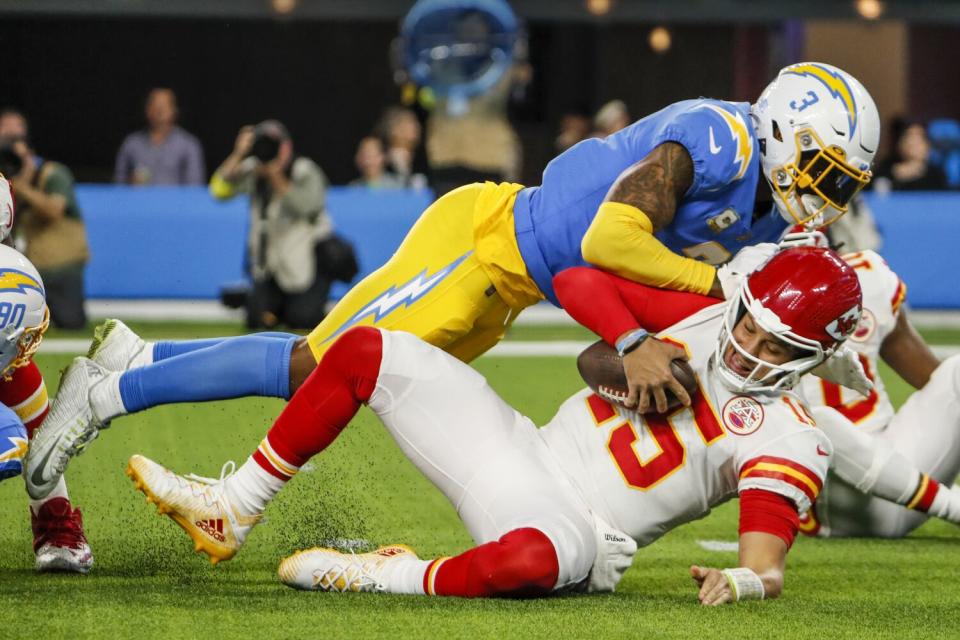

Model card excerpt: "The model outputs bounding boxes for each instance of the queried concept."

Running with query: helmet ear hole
[771,119,783,142]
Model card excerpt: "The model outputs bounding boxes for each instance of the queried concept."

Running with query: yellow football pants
[306,183,542,363]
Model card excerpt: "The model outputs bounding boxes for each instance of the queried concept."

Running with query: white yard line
[696,540,739,552]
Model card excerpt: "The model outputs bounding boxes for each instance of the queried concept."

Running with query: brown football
[576,340,699,413]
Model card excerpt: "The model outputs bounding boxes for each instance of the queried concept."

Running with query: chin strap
[778,230,830,249]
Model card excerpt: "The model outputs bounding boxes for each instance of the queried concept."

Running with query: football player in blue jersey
[26,62,880,499]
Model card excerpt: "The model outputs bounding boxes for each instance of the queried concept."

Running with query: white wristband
[721,568,765,601]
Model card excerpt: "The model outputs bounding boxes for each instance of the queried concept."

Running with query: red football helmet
[715,246,862,392]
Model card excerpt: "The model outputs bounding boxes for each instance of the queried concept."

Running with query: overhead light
[585,0,613,17]
[855,0,884,20]
[271,0,297,15]
[649,26,671,54]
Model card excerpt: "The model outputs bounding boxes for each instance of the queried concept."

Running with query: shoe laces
[184,460,236,486]
[32,499,88,551]
[180,461,236,507]
[315,553,387,593]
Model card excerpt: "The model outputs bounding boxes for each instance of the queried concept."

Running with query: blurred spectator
[425,71,522,196]
[873,122,947,191]
[594,100,631,137]
[375,107,428,189]
[114,88,206,185]
[554,113,591,153]
[209,120,333,329]
[350,136,403,188]
[0,109,88,329]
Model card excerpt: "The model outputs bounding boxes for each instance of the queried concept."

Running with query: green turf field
[1,323,959,639]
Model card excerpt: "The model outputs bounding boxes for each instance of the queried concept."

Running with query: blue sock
[152,332,295,362]
[120,334,298,413]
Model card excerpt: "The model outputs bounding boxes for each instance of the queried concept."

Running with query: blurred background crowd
[2,0,960,328]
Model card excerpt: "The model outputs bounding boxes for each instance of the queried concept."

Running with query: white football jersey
[799,250,905,433]
[539,304,831,547]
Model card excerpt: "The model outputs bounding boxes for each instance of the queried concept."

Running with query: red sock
[252,327,383,479]
[426,528,560,598]
[0,361,49,438]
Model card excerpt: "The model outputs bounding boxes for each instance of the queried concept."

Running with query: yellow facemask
[770,128,872,227]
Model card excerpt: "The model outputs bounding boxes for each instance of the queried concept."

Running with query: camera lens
[0,143,23,177]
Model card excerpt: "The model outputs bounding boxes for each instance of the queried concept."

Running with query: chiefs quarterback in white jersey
[797,250,960,537]
[122,247,858,605]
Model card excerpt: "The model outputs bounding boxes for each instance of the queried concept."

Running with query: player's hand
[690,565,733,606]
[811,344,874,396]
[621,337,690,413]
[233,126,255,157]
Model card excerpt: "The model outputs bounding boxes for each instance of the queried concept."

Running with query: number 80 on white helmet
[0,244,49,379]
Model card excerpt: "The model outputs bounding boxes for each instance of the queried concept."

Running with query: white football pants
[814,355,960,537]
[367,329,597,589]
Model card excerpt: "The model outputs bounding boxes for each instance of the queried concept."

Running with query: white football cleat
[277,545,420,592]
[24,358,112,500]
[126,454,261,565]
[87,318,151,372]
[31,497,94,574]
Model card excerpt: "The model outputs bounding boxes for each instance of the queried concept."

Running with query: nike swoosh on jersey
[816,445,829,456]
[708,127,722,154]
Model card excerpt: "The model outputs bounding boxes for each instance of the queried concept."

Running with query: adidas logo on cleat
[196,519,226,542]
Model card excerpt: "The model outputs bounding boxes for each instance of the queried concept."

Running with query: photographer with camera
[0,109,88,329]
[210,120,335,329]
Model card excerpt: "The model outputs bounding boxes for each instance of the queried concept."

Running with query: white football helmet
[752,62,880,228]
[0,174,14,242]
[0,244,48,379]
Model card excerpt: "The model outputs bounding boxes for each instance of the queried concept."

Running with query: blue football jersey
[512,98,787,305]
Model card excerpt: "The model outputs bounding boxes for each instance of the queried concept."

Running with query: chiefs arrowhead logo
[825,304,861,341]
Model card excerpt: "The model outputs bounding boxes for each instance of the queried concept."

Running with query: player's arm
[554,266,715,344]
[879,308,939,390]
[580,142,724,298]
[690,489,797,605]
[554,266,716,412]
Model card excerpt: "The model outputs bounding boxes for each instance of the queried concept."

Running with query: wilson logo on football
[722,396,764,435]
[196,519,226,542]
